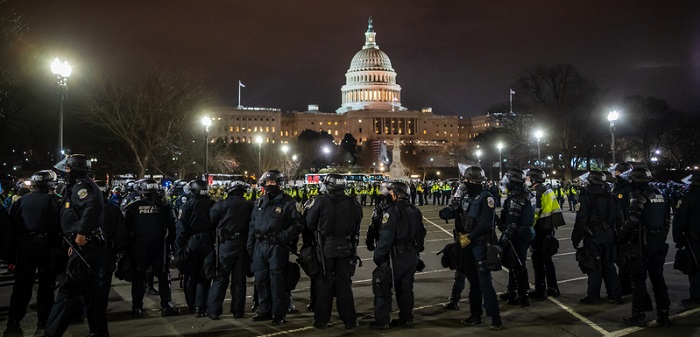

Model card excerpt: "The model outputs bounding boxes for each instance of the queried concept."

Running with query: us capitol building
[209,18,493,165]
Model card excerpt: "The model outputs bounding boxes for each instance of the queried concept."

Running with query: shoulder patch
[65,202,70,209]
[274,206,283,214]
[617,194,623,199]
[677,200,682,209]
[487,197,495,208]
[382,212,390,224]
[77,189,88,199]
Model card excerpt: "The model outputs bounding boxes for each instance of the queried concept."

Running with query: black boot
[623,310,646,327]
[656,310,671,327]
[444,300,460,310]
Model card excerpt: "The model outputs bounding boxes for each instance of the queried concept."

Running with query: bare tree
[83,70,210,176]
[514,64,602,179]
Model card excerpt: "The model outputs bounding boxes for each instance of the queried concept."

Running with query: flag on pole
[510,89,515,95]
[239,80,245,88]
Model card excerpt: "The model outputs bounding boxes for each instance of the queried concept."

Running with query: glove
[417,245,425,253]
[573,240,581,249]
[459,233,471,248]
[366,241,376,251]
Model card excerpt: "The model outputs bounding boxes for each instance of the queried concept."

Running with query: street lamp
[255,135,263,177]
[201,116,211,181]
[608,110,619,163]
[497,142,504,180]
[535,130,544,167]
[430,157,434,167]
[281,145,289,155]
[475,149,482,167]
[51,58,72,161]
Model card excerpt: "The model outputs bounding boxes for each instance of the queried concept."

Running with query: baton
[508,239,523,268]
[62,235,95,272]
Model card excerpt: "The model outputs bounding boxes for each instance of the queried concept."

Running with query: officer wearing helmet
[6,170,61,329]
[246,170,303,325]
[172,180,190,209]
[371,181,426,329]
[120,180,141,212]
[452,166,502,330]
[125,179,179,318]
[527,168,564,299]
[175,179,216,317]
[498,169,535,307]
[304,174,363,329]
[611,162,634,295]
[46,154,110,337]
[672,171,700,306]
[618,168,671,327]
[206,180,254,320]
[94,180,128,321]
[571,171,623,305]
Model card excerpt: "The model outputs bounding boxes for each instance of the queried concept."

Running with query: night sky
[12,0,700,117]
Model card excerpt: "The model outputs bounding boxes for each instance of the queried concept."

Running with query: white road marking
[423,216,454,237]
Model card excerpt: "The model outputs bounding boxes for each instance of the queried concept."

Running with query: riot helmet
[323,174,346,191]
[30,170,57,188]
[464,166,487,184]
[226,180,249,195]
[186,179,209,196]
[259,170,285,186]
[629,168,653,183]
[587,171,607,186]
[387,181,410,199]
[140,179,161,194]
[507,169,526,183]
[527,168,546,184]
[54,154,91,172]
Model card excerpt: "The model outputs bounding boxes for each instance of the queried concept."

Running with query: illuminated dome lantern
[337,17,405,113]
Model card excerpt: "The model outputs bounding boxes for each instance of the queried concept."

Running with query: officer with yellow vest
[527,169,565,299]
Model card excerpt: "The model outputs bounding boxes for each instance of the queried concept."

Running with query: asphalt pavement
[1,201,699,337]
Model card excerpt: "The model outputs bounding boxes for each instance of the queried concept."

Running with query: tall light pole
[51,58,72,161]
[497,142,504,180]
[201,116,211,181]
[476,149,482,168]
[608,110,619,164]
[281,145,289,178]
[535,130,543,167]
[430,157,434,167]
[255,136,263,177]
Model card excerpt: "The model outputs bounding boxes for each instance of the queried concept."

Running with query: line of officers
[3,154,698,335]
[435,162,700,330]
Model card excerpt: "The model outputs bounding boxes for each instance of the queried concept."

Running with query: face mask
[525,181,532,188]
[265,185,281,197]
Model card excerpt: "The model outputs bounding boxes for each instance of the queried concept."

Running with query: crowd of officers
[0,154,698,335]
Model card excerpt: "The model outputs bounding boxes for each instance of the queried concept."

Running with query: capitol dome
[337,17,404,113]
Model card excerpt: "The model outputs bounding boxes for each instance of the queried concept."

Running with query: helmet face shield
[54,157,69,172]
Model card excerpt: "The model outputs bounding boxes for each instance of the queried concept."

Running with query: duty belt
[644,228,665,234]
[254,232,280,244]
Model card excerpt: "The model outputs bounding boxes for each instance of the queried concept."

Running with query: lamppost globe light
[497,142,503,150]
[607,110,619,122]
[281,145,289,154]
[292,154,298,161]
[476,149,482,157]
[201,116,211,127]
[323,146,330,154]
[51,58,72,78]
[535,130,543,140]
[255,136,263,144]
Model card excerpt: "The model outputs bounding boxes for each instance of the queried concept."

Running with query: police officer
[94,180,128,322]
[305,174,363,329]
[46,154,110,337]
[528,168,564,299]
[207,181,254,319]
[673,172,700,305]
[572,171,623,305]
[499,169,535,307]
[7,171,61,329]
[612,162,634,295]
[120,180,140,212]
[454,166,502,330]
[126,179,179,318]
[618,168,671,327]
[371,182,426,329]
[246,170,303,325]
[175,179,215,317]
